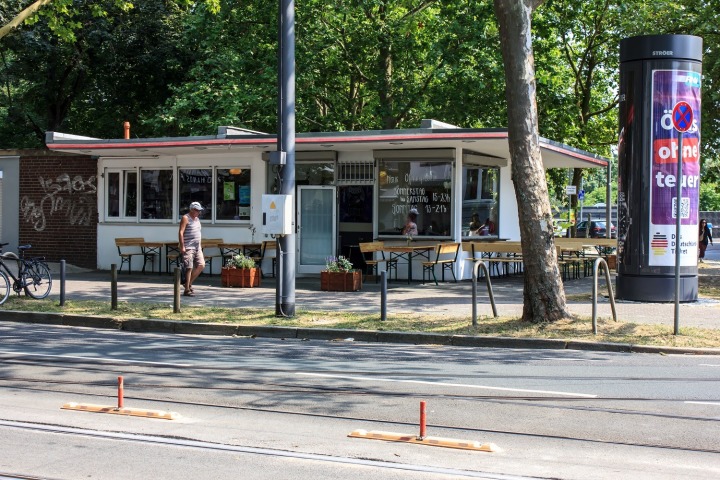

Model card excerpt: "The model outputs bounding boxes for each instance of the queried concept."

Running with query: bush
[226,253,256,269]
[324,255,354,272]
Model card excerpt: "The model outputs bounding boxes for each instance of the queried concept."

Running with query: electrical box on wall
[262,194,293,235]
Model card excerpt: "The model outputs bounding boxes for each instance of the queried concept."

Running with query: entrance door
[298,186,336,274]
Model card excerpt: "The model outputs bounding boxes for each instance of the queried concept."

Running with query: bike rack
[471,260,498,324]
[592,257,617,334]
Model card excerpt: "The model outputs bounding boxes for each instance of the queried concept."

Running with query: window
[106,169,137,220]
[462,166,499,237]
[141,169,173,220]
[178,169,212,219]
[377,159,453,237]
[216,168,251,221]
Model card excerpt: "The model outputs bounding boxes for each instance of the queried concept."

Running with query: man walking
[179,201,205,296]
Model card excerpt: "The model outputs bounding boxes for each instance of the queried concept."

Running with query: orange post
[123,121,130,139]
[117,376,124,409]
[419,400,427,439]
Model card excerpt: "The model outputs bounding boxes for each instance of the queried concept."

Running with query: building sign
[649,70,701,266]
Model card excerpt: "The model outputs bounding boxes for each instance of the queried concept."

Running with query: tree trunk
[493,0,570,322]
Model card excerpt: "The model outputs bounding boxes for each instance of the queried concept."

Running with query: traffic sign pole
[674,131,682,335]
[671,101,693,335]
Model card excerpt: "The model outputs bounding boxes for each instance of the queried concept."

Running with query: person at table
[469,213,482,235]
[478,217,496,236]
[179,201,205,296]
[402,208,419,236]
[699,218,713,263]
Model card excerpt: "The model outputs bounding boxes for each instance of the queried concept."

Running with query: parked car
[575,220,616,238]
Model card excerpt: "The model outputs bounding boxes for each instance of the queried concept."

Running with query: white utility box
[262,194,293,235]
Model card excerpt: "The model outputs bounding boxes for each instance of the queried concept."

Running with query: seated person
[402,209,419,236]
[478,218,496,236]
[469,213,482,234]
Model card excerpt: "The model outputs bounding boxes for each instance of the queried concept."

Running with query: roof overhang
[45,126,608,169]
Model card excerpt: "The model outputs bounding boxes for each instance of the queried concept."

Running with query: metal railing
[592,257,617,334]
[471,260,498,324]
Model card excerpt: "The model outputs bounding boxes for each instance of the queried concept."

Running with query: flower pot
[221,267,261,287]
[320,270,362,292]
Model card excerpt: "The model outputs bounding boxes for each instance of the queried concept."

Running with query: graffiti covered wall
[19,152,97,269]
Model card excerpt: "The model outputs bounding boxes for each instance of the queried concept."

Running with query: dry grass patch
[2,296,719,348]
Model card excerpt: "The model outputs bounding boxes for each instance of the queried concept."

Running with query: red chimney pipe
[123,121,130,139]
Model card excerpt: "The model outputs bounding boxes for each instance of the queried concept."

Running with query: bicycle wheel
[0,270,9,305]
[23,262,52,299]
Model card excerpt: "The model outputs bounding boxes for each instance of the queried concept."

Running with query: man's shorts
[182,248,205,271]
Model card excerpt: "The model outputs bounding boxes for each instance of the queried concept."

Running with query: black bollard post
[174,267,181,314]
[111,264,118,310]
[59,259,66,307]
[380,270,387,321]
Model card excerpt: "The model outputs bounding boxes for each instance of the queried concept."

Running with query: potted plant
[321,256,362,291]
[221,253,261,287]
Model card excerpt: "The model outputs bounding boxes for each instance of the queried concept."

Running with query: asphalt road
[1,323,719,479]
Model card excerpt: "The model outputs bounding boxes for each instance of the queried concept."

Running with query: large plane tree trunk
[493,0,570,322]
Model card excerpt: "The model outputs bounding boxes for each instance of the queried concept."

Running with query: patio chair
[422,242,460,285]
[359,241,397,282]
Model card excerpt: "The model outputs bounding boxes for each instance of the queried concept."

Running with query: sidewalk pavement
[4,249,716,355]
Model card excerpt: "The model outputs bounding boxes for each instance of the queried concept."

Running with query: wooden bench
[463,241,524,276]
[115,237,151,274]
[201,239,224,275]
[258,240,277,278]
[359,241,398,283]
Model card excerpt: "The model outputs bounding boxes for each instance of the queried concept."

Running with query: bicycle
[0,243,53,305]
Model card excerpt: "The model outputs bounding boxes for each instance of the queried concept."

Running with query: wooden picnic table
[383,243,436,283]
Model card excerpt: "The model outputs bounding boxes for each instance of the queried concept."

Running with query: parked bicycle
[0,243,53,305]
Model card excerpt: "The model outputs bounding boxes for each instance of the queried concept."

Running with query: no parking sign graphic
[649,70,701,266]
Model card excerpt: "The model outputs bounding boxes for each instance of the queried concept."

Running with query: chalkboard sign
[377,160,452,236]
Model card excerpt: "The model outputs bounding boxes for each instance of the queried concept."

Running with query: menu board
[377,160,452,236]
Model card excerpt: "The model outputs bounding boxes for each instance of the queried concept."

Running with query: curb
[3,311,720,355]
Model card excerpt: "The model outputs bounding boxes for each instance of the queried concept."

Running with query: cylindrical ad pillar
[616,35,703,302]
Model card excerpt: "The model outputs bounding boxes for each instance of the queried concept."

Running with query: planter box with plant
[221,253,261,287]
[320,256,362,291]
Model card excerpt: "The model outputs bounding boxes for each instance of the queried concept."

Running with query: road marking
[0,351,191,368]
[0,420,531,479]
[685,401,720,407]
[698,364,720,367]
[297,372,597,398]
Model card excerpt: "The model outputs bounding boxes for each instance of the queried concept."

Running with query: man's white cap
[409,208,419,215]
[189,201,204,211]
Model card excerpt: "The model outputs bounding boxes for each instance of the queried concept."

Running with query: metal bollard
[111,264,118,310]
[380,270,387,321]
[59,259,66,307]
[418,400,427,440]
[117,376,124,409]
[174,267,181,313]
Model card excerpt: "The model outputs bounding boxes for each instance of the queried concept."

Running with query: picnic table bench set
[114,237,276,279]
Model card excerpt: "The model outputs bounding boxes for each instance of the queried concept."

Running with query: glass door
[298,186,336,274]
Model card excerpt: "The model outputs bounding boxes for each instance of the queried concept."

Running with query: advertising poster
[239,185,251,205]
[223,182,235,200]
[649,69,701,266]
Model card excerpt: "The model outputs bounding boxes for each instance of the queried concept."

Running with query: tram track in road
[1,379,719,455]
[0,420,533,480]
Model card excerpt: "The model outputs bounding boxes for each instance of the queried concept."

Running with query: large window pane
[462,166,499,237]
[107,172,120,217]
[125,171,137,217]
[378,160,452,236]
[178,169,212,219]
[216,168,251,221]
[141,169,173,220]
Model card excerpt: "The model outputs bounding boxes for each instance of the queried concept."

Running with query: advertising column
[616,35,702,302]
